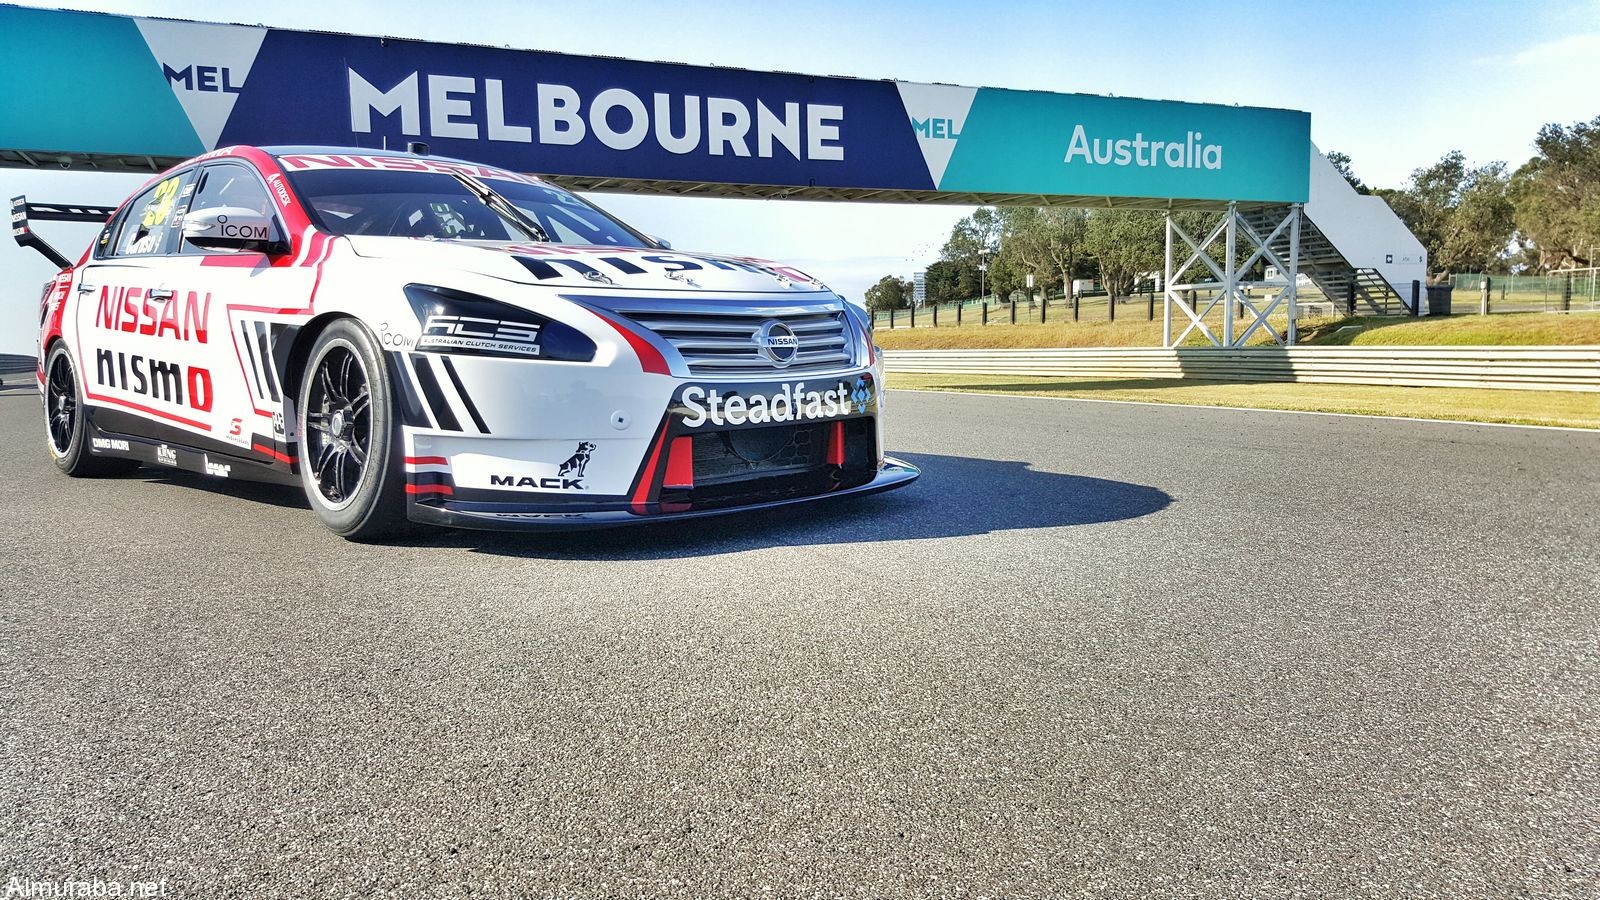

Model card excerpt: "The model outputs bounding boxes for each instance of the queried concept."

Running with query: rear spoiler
[11,195,118,270]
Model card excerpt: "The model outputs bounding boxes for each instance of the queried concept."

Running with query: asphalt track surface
[2,383,1597,899]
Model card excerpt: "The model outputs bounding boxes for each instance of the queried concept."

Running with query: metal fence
[1451,270,1600,313]
[867,288,1346,337]
[870,292,1167,331]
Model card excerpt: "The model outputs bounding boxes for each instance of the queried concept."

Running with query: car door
[70,168,213,441]
[167,160,316,462]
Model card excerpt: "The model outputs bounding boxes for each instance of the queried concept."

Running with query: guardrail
[0,354,38,385]
[884,346,1600,392]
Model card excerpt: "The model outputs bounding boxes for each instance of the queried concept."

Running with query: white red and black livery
[20,146,917,539]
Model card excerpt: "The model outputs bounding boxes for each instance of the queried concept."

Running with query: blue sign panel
[229,31,931,192]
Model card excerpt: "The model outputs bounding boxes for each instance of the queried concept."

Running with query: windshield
[283,168,650,247]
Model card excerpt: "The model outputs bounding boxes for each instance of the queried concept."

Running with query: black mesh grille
[692,423,828,485]
[667,418,878,508]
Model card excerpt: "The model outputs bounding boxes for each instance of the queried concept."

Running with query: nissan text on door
[20,146,917,540]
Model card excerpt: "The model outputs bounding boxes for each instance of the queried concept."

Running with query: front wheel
[297,320,411,541]
[43,343,138,477]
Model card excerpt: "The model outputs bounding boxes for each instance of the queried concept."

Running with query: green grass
[1295,313,1600,346]
[888,372,1600,429]
[874,310,1600,351]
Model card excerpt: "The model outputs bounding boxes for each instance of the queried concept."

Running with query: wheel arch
[42,334,74,393]
[42,333,68,364]
[281,312,359,408]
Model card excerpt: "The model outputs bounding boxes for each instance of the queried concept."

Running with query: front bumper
[406,456,919,531]
[397,353,912,530]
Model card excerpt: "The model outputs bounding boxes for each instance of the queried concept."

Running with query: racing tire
[43,343,139,477]
[296,319,412,541]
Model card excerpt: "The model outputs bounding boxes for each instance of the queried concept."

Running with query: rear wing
[11,195,118,270]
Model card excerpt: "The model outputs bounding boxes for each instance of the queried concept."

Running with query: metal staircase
[1239,206,1410,316]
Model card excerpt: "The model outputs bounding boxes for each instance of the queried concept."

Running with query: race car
[18,145,918,539]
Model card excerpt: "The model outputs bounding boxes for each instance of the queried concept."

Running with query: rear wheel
[43,343,138,477]
[297,320,411,541]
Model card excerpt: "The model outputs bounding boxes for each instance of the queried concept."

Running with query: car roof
[259,145,490,169]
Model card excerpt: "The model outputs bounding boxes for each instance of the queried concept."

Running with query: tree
[1508,116,1600,270]
[934,208,1002,302]
[1325,151,1370,194]
[1083,210,1165,299]
[1376,151,1515,276]
[995,207,1089,298]
[987,246,1028,303]
[942,207,1001,263]
[1442,162,1515,274]
[923,259,971,305]
[863,275,911,312]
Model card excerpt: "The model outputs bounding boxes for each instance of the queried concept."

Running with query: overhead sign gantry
[5,5,1429,345]
[0,4,1310,208]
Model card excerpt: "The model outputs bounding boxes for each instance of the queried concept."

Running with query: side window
[109,171,194,258]
[184,164,277,253]
[93,212,121,258]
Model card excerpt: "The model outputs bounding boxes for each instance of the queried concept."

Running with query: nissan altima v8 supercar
[19,146,918,539]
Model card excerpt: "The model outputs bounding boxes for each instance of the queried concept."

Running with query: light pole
[978,253,988,304]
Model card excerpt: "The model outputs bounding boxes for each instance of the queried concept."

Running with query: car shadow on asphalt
[103,451,1171,557]
[129,470,314,510]
[415,452,1173,560]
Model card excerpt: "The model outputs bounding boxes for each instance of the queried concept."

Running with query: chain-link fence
[1451,270,1600,313]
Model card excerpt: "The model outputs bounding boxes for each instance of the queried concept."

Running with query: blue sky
[3,0,1597,355]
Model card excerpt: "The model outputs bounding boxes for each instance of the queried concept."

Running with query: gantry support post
[1162,213,1174,347]
[1164,212,1227,348]
[1223,202,1238,347]
[1164,202,1302,349]
[1286,203,1301,345]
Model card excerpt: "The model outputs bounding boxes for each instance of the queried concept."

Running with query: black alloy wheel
[45,350,77,456]
[304,345,372,505]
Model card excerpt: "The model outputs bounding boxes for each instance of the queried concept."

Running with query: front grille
[665,419,878,509]
[616,307,854,376]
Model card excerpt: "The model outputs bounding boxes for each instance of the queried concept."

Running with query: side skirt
[85,406,301,486]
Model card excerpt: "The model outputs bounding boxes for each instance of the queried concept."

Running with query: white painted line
[887,388,1600,433]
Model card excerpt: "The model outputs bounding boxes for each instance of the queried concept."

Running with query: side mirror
[650,235,672,250]
[182,207,286,253]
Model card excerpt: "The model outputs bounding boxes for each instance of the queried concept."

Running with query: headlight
[404,284,596,362]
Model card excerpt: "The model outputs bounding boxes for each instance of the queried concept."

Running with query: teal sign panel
[936,88,1310,203]
[0,6,202,158]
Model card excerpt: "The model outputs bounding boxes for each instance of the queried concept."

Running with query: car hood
[344,236,832,295]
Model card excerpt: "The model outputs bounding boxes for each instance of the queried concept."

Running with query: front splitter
[408,457,919,531]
